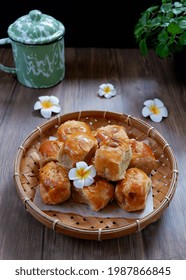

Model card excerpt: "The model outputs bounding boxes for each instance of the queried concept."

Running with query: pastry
[93,124,129,143]
[57,120,92,142]
[115,167,151,212]
[94,139,132,181]
[125,138,157,174]
[71,177,115,211]
[39,139,64,167]
[60,131,98,169]
[39,161,71,204]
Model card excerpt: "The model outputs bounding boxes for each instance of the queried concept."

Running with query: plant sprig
[134,0,186,58]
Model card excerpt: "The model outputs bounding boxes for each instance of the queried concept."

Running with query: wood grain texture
[0,47,186,260]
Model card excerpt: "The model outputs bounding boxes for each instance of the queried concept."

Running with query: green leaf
[179,20,186,29]
[168,36,175,45]
[139,39,148,56]
[146,6,159,14]
[139,13,148,26]
[161,3,172,13]
[134,0,186,58]
[149,17,161,28]
[179,32,186,45]
[174,2,183,8]
[158,30,169,43]
[161,12,175,27]
[168,22,183,34]
[172,7,184,15]
[156,43,170,58]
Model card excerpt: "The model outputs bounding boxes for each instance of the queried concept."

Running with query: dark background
[0,1,161,48]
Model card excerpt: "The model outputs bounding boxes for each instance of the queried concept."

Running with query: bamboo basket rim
[14,110,178,240]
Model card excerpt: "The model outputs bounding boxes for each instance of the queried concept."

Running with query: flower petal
[99,84,107,90]
[104,92,112,99]
[38,96,50,102]
[87,165,96,177]
[40,108,52,119]
[142,106,152,117]
[150,113,163,123]
[154,98,164,108]
[111,89,116,96]
[34,101,42,110]
[50,104,61,113]
[84,177,94,186]
[107,83,114,89]
[98,89,104,96]
[160,107,168,117]
[49,136,57,140]
[76,161,88,169]
[50,95,60,104]
[143,100,154,107]
[74,179,85,189]
[68,168,78,180]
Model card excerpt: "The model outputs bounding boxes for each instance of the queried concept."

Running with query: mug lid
[7,10,65,44]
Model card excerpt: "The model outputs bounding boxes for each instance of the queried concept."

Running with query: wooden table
[0,47,186,260]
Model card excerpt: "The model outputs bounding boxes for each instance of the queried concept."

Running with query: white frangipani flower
[49,136,58,140]
[98,83,116,99]
[68,161,96,189]
[34,95,61,119]
[142,98,168,123]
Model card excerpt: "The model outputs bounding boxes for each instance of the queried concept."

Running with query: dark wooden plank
[0,47,185,260]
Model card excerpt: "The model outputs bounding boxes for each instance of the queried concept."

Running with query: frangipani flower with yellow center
[98,83,116,99]
[142,98,168,123]
[34,95,61,119]
[68,161,96,188]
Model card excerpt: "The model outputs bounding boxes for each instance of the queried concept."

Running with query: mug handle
[0,38,16,73]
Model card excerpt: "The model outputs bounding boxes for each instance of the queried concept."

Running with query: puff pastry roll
[71,177,115,211]
[39,161,71,204]
[39,140,64,167]
[94,139,132,181]
[93,124,129,143]
[115,167,151,212]
[61,131,98,169]
[57,120,92,142]
[125,138,157,174]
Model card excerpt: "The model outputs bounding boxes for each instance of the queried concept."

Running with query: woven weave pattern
[14,111,178,240]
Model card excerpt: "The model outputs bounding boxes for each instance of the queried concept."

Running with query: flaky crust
[71,177,115,211]
[61,131,98,169]
[93,124,129,143]
[94,139,132,181]
[125,138,157,174]
[39,140,64,167]
[37,121,156,212]
[39,161,71,204]
[115,167,151,211]
[57,120,92,142]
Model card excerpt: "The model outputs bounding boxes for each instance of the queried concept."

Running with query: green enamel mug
[0,10,65,88]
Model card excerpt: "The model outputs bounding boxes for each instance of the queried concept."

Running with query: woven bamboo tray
[14,110,178,240]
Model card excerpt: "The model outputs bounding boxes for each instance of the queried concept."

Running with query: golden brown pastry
[115,167,151,212]
[125,138,157,174]
[94,139,132,181]
[60,131,98,169]
[39,161,71,204]
[93,124,129,143]
[71,177,115,211]
[39,140,64,167]
[57,120,92,142]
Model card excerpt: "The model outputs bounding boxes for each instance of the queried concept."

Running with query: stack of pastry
[38,120,157,212]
